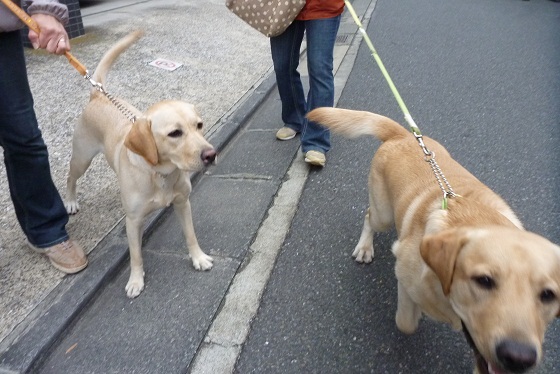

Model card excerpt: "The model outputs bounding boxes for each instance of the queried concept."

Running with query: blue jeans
[270,15,341,154]
[0,31,69,248]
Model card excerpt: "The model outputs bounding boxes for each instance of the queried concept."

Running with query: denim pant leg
[270,21,307,133]
[301,15,341,154]
[0,31,69,248]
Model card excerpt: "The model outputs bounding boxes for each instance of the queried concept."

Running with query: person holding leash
[271,0,345,167]
[0,0,87,273]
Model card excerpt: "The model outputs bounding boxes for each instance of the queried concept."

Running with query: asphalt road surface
[235,0,560,373]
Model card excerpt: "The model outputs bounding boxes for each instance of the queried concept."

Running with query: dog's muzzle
[462,321,537,374]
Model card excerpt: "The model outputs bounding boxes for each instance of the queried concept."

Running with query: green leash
[344,0,458,209]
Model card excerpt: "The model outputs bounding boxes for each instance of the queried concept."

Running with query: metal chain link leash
[2,0,136,123]
[414,133,459,209]
[344,0,459,209]
[85,75,137,123]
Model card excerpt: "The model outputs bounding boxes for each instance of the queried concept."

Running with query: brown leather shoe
[29,239,88,274]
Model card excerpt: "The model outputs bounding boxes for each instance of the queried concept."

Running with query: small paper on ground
[148,58,183,71]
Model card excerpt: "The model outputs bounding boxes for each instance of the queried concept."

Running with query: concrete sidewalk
[0,0,272,347]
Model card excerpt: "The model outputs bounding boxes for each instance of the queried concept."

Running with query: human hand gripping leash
[343,0,458,209]
[1,0,137,123]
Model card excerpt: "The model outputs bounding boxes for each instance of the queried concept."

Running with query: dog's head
[124,100,216,170]
[421,227,560,374]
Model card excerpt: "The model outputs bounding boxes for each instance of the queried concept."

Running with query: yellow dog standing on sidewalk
[65,31,217,298]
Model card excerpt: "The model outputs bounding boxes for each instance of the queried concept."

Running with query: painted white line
[190,2,377,372]
[190,156,309,374]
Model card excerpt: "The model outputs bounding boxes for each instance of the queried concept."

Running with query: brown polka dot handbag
[226,0,306,37]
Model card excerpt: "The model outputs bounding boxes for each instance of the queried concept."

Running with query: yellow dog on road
[308,107,560,374]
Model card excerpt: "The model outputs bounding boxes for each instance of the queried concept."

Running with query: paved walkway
[0,0,271,346]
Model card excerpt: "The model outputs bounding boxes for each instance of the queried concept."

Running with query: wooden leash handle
[1,0,88,76]
[64,51,88,76]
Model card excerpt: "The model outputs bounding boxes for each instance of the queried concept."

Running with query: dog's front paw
[352,245,374,263]
[125,277,145,298]
[192,253,213,271]
[396,311,419,334]
[64,200,80,215]
[395,287,421,334]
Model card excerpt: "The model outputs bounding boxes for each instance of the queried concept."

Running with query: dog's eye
[168,129,183,138]
[472,276,496,290]
[540,289,556,303]
[197,122,203,130]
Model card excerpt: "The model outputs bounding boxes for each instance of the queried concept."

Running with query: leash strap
[1,0,136,123]
[344,1,458,207]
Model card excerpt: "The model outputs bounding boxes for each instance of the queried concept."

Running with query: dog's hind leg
[65,123,102,214]
[353,172,393,263]
[353,208,375,262]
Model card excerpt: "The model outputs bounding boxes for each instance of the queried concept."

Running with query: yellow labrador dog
[65,31,216,298]
[307,107,560,374]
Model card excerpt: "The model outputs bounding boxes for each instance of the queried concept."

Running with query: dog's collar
[462,321,490,374]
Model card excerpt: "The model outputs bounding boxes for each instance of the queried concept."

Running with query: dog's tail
[92,30,144,88]
[307,107,409,142]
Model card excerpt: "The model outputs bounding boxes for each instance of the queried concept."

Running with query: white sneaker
[304,150,326,167]
[276,127,297,140]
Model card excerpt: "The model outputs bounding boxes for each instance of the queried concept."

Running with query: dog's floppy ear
[124,117,158,165]
[420,229,469,296]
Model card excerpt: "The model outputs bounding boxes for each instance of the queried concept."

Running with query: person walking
[271,0,345,167]
[0,0,88,274]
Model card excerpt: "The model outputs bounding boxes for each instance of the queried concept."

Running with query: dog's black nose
[496,340,537,373]
[201,149,217,165]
